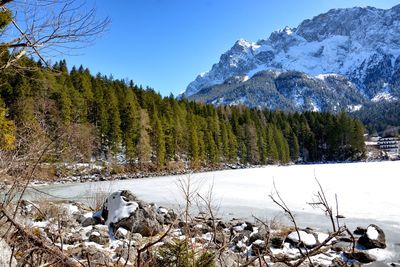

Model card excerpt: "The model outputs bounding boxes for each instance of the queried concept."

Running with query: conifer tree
[137,109,152,164]
[122,89,139,161]
[153,113,165,168]
[188,118,199,166]
[0,106,15,150]
[106,88,121,155]
[266,125,279,163]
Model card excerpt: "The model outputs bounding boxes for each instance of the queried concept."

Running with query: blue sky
[64,0,399,96]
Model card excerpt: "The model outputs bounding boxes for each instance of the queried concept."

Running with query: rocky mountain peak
[184,4,400,111]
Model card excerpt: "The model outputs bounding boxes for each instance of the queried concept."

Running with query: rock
[330,257,346,267]
[231,230,251,245]
[354,226,367,235]
[270,235,285,249]
[248,232,262,245]
[332,241,352,252]
[81,217,98,227]
[115,228,129,240]
[113,206,163,236]
[357,224,386,249]
[344,250,377,264]
[244,221,254,232]
[217,221,227,230]
[285,230,317,248]
[64,232,84,245]
[88,231,109,245]
[83,245,111,266]
[0,239,17,267]
[101,190,163,237]
[251,240,267,255]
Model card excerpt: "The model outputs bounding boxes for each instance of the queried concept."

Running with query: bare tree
[0,0,110,70]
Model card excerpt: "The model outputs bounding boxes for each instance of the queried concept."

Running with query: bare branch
[0,0,110,70]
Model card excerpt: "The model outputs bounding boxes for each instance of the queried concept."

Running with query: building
[378,137,399,154]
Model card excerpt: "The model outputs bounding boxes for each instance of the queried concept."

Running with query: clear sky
[63,0,399,96]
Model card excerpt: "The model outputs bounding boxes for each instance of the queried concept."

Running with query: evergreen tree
[0,106,15,150]
[106,88,122,155]
[153,113,166,168]
[121,89,139,161]
[188,118,199,166]
[137,109,152,164]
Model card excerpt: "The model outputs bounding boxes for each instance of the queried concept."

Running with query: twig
[136,224,173,267]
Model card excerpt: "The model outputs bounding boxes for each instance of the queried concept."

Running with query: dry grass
[85,182,114,211]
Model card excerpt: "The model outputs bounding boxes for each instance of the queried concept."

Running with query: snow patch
[104,191,138,226]
[371,92,397,102]
[366,226,379,240]
[315,73,340,80]
[348,104,362,112]
[287,231,316,247]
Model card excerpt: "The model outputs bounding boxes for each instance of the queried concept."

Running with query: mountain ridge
[183,4,400,111]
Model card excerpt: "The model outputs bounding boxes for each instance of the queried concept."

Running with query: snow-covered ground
[30,161,400,261]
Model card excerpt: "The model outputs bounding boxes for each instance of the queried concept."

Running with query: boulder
[81,217,98,227]
[353,226,367,235]
[285,230,317,248]
[248,232,262,245]
[269,235,285,249]
[251,240,267,255]
[344,250,377,264]
[357,224,386,249]
[115,228,129,240]
[64,232,84,245]
[101,190,163,237]
[88,231,109,245]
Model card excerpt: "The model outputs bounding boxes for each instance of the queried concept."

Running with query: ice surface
[35,161,400,224]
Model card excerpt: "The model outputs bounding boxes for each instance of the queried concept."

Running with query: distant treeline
[0,59,365,168]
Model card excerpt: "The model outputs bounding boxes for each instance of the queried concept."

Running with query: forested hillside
[352,100,400,135]
[0,58,365,169]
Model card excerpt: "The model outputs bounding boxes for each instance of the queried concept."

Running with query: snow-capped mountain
[184,5,400,111]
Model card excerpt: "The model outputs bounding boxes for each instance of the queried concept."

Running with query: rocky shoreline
[2,190,398,267]
[27,162,260,186]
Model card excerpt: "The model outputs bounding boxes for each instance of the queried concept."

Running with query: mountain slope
[184,5,400,111]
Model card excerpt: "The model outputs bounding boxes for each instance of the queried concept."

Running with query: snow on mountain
[184,5,400,111]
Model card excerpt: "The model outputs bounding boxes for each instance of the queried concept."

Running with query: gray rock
[357,224,386,249]
[81,217,98,227]
[88,231,109,245]
[113,205,163,237]
[248,232,262,245]
[354,226,367,235]
[64,232,84,245]
[115,228,129,240]
[332,241,352,252]
[330,257,346,267]
[251,240,267,256]
[270,235,285,249]
[344,250,377,264]
[100,190,164,237]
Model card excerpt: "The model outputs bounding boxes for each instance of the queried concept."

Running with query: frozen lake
[31,161,400,262]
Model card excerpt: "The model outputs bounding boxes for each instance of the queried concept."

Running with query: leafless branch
[0,0,110,70]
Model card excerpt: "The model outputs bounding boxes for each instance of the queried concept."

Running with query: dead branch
[0,207,82,266]
[136,223,174,267]
[0,0,110,70]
